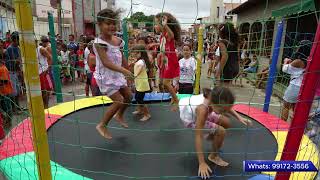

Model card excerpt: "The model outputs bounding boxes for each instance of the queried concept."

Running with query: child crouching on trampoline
[179,87,252,179]
[94,8,134,139]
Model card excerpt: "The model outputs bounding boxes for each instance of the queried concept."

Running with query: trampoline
[0,94,319,180]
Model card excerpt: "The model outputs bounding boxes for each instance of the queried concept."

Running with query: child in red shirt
[0,59,13,132]
[154,12,181,111]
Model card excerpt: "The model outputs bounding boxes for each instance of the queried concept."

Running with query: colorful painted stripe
[0,95,318,180]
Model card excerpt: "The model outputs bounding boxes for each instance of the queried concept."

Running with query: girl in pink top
[94,8,133,139]
[154,12,181,111]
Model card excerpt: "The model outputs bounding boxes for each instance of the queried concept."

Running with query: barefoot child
[154,12,181,111]
[131,45,151,121]
[94,8,133,139]
[179,87,252,179]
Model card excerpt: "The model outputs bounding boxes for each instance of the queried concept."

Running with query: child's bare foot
[171,105,178,112]
[114,114,129,128]
[140,115,151,121]
[132,111,143,115]
[208,154,229,167]
[96,124,112,139]
[170,100,179,112]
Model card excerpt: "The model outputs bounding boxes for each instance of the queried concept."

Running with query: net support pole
[13,0,52,179]
[48,12,63,103]
[122,19,129,60]
[275,22,320,180]
[195,26,204,95]
[263,20,284,112]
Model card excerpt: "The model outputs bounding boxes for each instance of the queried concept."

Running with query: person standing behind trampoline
[178,44,196,94]
[131,45,152,121]
[86,41,101,97]
[154,12,181,111]
[37,36,53,109]
[215,23,240,86]
[94,8,133,139]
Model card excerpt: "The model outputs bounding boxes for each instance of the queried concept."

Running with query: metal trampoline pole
[195,26,204,95]
[275,23,320,180]
[48,12,63,103]
[13,0,52,179]
[263,20,284,112]
[122,19,129,60]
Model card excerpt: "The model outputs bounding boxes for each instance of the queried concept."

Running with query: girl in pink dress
[154,12,181,111]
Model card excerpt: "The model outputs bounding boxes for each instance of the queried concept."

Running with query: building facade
[35,0,73,40]
[0,2,16,39]
[229,0,319,95]
[74,0,102,38]
[101,0,115,9]
[207,0,241,42]
[0,0,74,40]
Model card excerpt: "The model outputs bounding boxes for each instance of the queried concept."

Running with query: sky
[116,0,247,29]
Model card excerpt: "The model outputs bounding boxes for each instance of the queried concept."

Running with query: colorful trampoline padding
[0,152,91,180]
[0,94,318,180]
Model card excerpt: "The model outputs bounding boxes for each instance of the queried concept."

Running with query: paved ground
[1,61,319,179]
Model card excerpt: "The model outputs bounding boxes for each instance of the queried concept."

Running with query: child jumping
[94,8,133,139]
[179,87,252,179]
[131,45,151,121]
[178,44,196,94]
[154,12,181,111]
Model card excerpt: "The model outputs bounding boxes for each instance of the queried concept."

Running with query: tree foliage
[127,12,154,31]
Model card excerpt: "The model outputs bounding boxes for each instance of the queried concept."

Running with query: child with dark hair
[60,44,71,84]
[216,23,240,85]
[69,47,78,82]
[281,40,312,121]
[207,43,218,78]
[77,42,85,82]
[178,44,196,94]
[137,37,146,45]
[86,41,101,96]
[154,12,181,111]
[179,87,252,179]
[37,36,53,109]
[145,38,158,90]
[94,8,133,139]
[131,45,151,121]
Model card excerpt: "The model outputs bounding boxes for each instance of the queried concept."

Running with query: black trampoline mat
[47,104,278,180]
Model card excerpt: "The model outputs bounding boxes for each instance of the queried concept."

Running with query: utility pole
[57,0,62,36]
[72,0,76,37]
